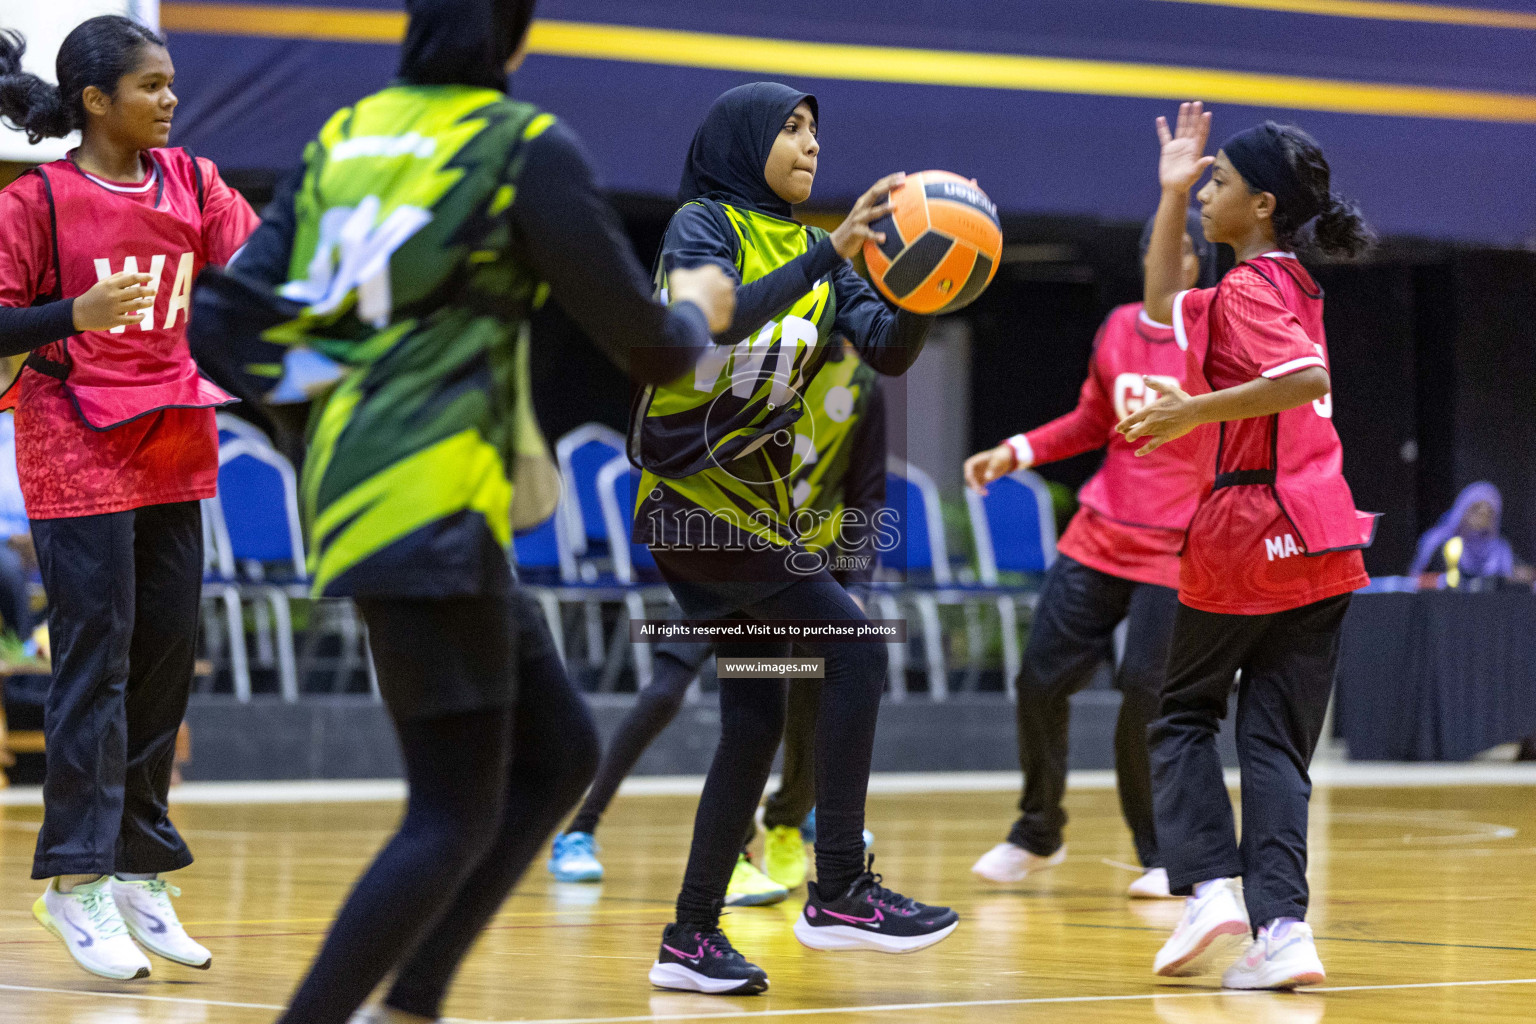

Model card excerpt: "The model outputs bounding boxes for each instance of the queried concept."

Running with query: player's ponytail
[0,30,71,143]
[0,16,163,145]
[1308,194,1373,261]
[1272,124,1376,259]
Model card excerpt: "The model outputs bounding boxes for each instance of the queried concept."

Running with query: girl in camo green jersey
[637,82,956,997]
[191,1,731,1021]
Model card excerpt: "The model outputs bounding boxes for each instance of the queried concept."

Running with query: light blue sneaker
[800,809,873,850]
[548,831,604,882]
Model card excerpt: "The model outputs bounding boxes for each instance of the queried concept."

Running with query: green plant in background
[1045,480,1078,536]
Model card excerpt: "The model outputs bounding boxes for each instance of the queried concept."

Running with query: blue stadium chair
[965,468,1058,699]
[512,509,572,666]
[214,440,377,701]
[210,440,300,700]
[555,423,627,668]
[216,412,274,450]
[878,457,956,700]
[555,423,626,562]
[595,454,675,690]
[513,514,561,577]
[967,469,1057,579]
[217,440,307,576]
[199,498,251,700]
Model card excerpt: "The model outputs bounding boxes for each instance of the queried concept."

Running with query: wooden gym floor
[1,777,1534,1023]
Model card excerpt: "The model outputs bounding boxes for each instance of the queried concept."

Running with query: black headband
[1220,123,1320,227]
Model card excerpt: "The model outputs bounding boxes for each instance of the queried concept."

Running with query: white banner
[0,0,139,163]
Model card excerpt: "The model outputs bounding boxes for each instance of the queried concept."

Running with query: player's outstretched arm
[1116,368,1328,455]
[514,121,731,384]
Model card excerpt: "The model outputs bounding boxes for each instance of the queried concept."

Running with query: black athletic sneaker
[794,856,959,953]
[647,923,769,995]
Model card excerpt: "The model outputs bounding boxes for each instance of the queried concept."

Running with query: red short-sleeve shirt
[1177,258,1367,615]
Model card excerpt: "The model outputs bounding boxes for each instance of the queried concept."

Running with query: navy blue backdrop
[161,0,1536,244]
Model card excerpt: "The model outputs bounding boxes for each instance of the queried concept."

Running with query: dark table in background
[1334,589,1536,761]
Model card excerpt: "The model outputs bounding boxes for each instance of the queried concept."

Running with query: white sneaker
[33,877,153,980]
[1221,920,1326,990]
[111,877,212,969]
[970,842,1066,883]
[1153,878,1250,976]
[1128,867,1181,900]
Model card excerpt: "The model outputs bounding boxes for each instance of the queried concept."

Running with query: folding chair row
[876,456,1057,701]
[510,423,1064,704]
[207,416,378,702]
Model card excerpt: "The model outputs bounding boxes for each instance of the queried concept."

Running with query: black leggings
[569,643,820,846]
[654,555,884,929]
[567,641,710,836]
[276,590,599,1024]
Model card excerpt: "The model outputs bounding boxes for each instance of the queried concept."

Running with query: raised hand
[72,271,156,332]
[1156,101,1214,193]
[830,172,905,259]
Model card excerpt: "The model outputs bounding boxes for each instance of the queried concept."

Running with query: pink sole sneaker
[1155,918,1251,977]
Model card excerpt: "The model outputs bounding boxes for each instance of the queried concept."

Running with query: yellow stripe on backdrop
[162,2,405,41]
[157,6,1536,124]
[1154,0,1536,31]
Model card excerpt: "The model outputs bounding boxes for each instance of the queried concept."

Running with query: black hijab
[1140,207,1219,290]
[398,0,536,93]
[677,82,818,219]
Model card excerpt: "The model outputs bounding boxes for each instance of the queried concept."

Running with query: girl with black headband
[1117,102,1376,989]
[0,15,257,982]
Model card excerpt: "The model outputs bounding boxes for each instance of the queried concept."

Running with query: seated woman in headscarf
[1409,482,1534,588]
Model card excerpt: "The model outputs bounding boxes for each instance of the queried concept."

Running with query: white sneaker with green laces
[111,876,212,969]
[34,876,153,980]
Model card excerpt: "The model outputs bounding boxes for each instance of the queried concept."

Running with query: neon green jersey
[631,200,842,552]
[277,84,550,597]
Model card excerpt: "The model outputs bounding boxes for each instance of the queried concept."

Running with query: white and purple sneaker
[1153,877,1250,976]
[33,877,152,981]
[793,856,958,953]
[648,923,768,995]
[1221,918,1326,990]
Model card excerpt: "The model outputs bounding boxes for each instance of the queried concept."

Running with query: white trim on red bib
[80,166,158,194]
[1261,355,1327,379]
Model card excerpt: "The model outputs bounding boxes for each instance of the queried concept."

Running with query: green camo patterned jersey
[272,84,549,597]
[631,201,839,552]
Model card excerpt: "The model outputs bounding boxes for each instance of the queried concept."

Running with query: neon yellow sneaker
[763,825,809,889]
[724,854,788,907]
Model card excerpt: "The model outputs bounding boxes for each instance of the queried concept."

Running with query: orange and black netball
[863,170,1002,315]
